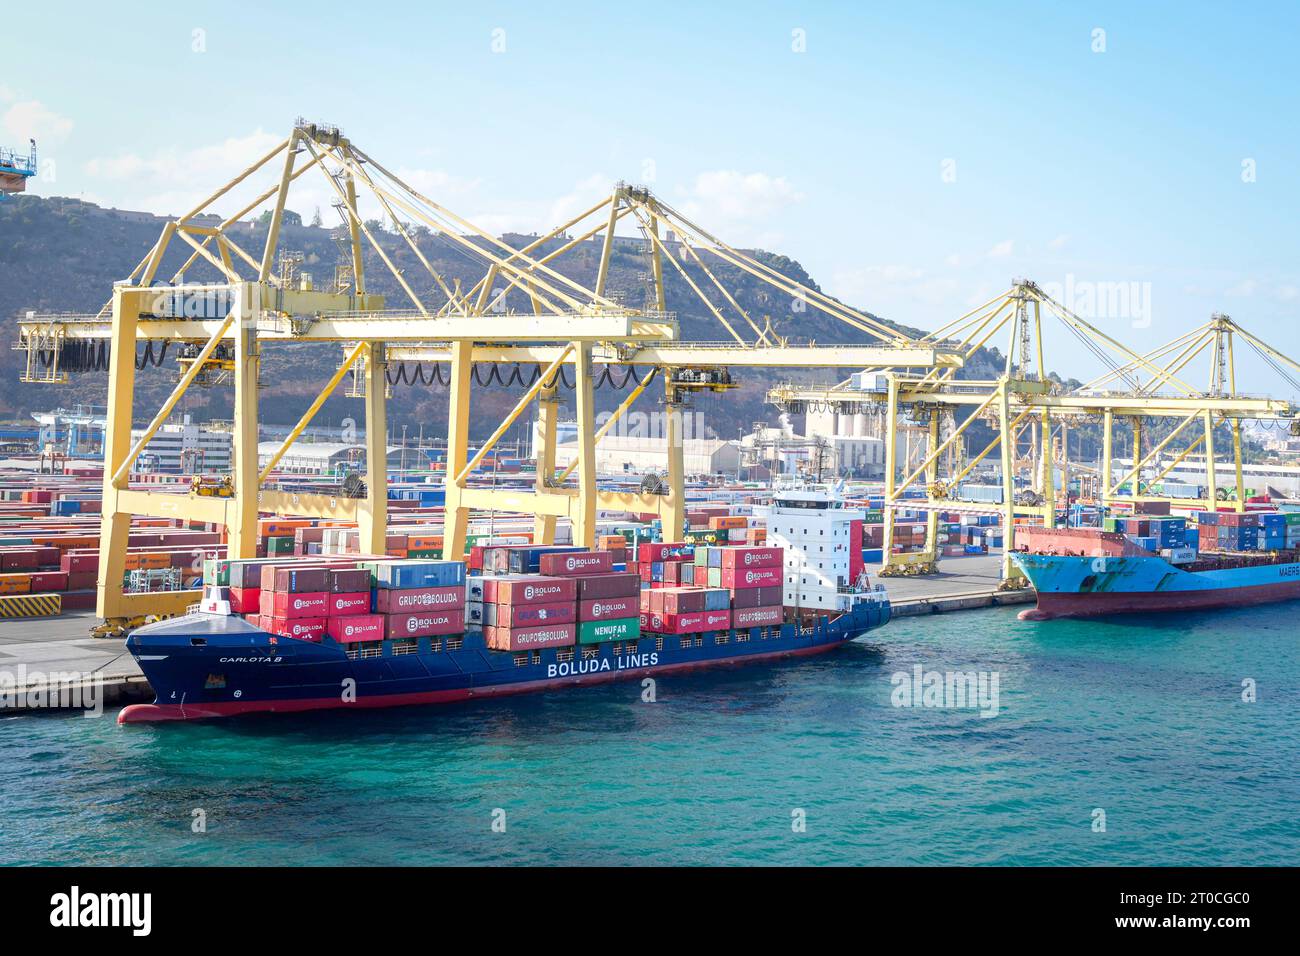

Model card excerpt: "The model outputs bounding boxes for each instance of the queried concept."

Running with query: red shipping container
[576,572,640,600]
[719,566,781,590]
[329,591,371,617]
[849,520,864,584]
[228,586,260,614]
[732,605,783,628]
[538,550,613,576]
[66,572,97,590]
[492,601,576,628]
[264,616,327,642]
[261,565,330,593]
[729,584,782,608]
[260,590,328,618]
[28,571,69,591]
[385,609,465,639]
[375,584,464,614]
[719,546,782,570]
[329,568,371,593]
[60,590,96,610]
[1,551,39,571]
[579,595,639,621]
[655,587,707,615]
[486,622,576,652]
[485,575,578,605]
[637,542,694,563]
[327,614,385,643]
[644,608,731,634]
[60,552,98,574]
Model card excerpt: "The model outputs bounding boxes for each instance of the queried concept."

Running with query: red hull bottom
[118,639,845,724]
[1021,580,1300,620]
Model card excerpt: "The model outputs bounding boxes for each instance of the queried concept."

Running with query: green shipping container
[1285,513,1300,526]
[706,567,722,587]
[1103,517,1121,532]
[577,617,641,644]
[202,558,231,586]
[265,536,295,555]
[407,548,442,559]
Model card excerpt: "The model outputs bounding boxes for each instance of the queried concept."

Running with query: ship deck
[0,555,1025,711]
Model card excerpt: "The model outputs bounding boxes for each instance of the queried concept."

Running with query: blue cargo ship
[1011,527,1300,620]
[118,588,891,723]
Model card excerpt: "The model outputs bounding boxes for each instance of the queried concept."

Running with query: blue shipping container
[375,559,466,589]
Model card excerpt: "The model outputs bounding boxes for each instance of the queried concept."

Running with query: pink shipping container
[264,617,327,642]
[374,584,465,614]
[732,605,783,628]
[578,595,639,621]
[719,546,782,570]
[260,590,328,619]
[642,608,732,634]
[329,592,371,617]
[538,550,613,576]
[384,608,465,639]
[485,622,576,651]
[327,614,385,643]
[719,566,782,590]
[484,576,578,606]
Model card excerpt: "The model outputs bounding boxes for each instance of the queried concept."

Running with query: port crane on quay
[769,287,1299,582]
[13,121,962,629]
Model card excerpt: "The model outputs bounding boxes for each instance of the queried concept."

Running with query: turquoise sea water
[1,604,1297,866]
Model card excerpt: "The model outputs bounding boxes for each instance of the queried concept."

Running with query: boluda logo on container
[377,585,464,613]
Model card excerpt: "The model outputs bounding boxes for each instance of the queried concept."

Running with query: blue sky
[3,1,1298,392]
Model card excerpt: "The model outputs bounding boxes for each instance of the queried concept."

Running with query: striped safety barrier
[0,592,62,618]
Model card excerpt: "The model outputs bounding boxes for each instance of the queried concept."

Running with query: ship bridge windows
[557,648,575,663]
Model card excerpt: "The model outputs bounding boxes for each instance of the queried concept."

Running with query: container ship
[118,492,891,723]
[1012,510,1300,620]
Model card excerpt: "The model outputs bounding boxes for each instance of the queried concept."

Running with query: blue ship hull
[1012,551,1300,619]
[119,598,891,722]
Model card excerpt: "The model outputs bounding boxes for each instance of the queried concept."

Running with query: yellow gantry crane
[770,282,1298,582]
[13,123,961,627]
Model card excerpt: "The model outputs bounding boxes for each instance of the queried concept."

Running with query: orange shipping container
[708,515,747,530]
[0,574,32,595]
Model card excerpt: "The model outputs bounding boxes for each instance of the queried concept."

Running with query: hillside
[0,195,1011,445]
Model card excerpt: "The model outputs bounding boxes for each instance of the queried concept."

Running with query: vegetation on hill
[0,195,1103,458]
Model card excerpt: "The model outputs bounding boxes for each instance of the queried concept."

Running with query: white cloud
[3,100,73,146]
[683,170,803,218]
[80,129,477,224]
[1047,234,1070,251]
[0,85,16,104]
[1225,278,1257,297]
[1277,284,1298,302]
[986,239,1014,259]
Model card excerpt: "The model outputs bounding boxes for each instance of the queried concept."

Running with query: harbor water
[1,603,1296,866]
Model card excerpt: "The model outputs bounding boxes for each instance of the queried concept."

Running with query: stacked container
[369,559,466,643]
